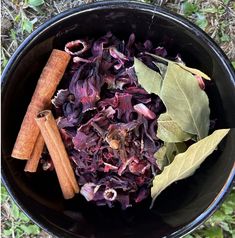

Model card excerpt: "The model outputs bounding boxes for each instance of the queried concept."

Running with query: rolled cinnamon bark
[24,134,44,172]
[11,49,71,160]
[35,110,79,199]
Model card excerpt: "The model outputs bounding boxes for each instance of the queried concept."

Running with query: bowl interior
[2,3,235,238]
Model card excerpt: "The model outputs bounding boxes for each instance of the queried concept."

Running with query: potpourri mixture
[27,32,229,209]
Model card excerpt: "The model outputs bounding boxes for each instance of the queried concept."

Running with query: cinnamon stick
[24,133,44,172]
[12,49,71,160]
[35,110,79,199]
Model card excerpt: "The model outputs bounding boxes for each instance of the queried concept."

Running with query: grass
[1,186,46,238]
[1,0,235,237]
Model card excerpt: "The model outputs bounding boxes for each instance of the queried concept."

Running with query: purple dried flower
[195,75,205,90]
[103,188,117,201]
[52,89,70,108]
[80,183,97,201]
[65,39,90,56]
[154,46,167,57]
[134,103,156,120]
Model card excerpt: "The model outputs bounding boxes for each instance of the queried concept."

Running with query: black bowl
[1,1,235,238]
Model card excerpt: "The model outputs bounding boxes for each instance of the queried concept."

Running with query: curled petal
[109,47,128,61]
[69,64,102,112]
[98,95,118,110]
[124,86,148,95]
[57,115,80,128]
[154,46,167,57]
[175,54,184,63]
[60,128,73,148]
[65,40,90,56]
[135,187,149,203]
[92,32,112,57]
[73,131,99,151]
[144,40,153,51]
[114,62,123,70]
[102,106,116,119]
[195,75,205,90]
[126,66,138,85]
[134,103,156,119]
[148,120,157,140]
[73,56,93,63]
[115,93,134,121]
[129,160,150,175]
[110,47,128,70]
[80,183,97,201]
[104,74,116,88]
[118,157,135,176]
[104,163,118,172]
[103,188,117,201]
[72,131,89,151]
[52,89,69,108]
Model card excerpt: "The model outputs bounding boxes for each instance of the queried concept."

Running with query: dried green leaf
[134,57,163,95]
[150,129,230,208]
[157,112,192,142]
[155,142,187,170]
[166,142,187,162]
[146,53,211,80]
[177,62,211,80]
[153,61,167,77]
[154,146,167,170]
[160,62,210,140]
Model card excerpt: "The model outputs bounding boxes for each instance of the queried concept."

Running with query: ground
[1,0,235,237]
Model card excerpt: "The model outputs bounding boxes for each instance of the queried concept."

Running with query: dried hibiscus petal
[65,40,90,56]
[195,75,205,90]
[134,103,156,120]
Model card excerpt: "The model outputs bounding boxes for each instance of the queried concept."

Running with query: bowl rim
[1,1,235,238]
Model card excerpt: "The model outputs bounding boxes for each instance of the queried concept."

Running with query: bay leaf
[154,146,167,170]
[150,129,230,208]
[146,53,211,80]
[176,63,211,81]
[157,112,192,142]
[160,62,210,140]
[155,142,187,170]
[153,62,167,77]
[134,57,163,95]
[165,142,187,163]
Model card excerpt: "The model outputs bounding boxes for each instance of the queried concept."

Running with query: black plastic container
[1,1,235,238]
